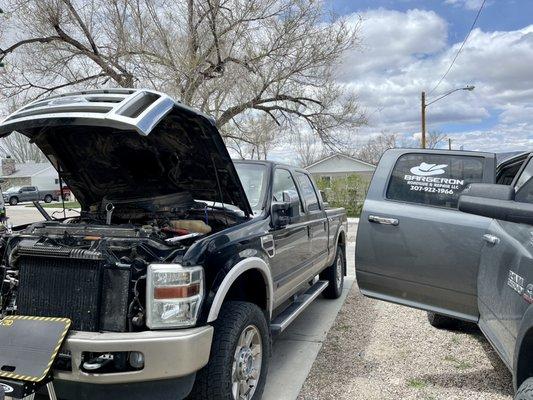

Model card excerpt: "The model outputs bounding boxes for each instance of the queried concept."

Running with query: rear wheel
[515,377,533,399]
[44,195,52,203]
[9,197,18,206]
[320,245,345,299]
[189,301,269,400]
[427,312,459,330]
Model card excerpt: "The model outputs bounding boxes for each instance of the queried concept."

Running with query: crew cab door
[20,186,38,201]
[477,155,533,367]
[294,171,329,267]
[356,149,496,322]
[270,167,310,307]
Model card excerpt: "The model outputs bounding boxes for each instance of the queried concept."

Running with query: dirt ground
[298,282,513,400]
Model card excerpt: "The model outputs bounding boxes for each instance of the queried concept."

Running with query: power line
[428,0,487,95]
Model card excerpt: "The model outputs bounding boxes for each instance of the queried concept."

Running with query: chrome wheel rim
[335,255,343,289]
[232,324,262,400]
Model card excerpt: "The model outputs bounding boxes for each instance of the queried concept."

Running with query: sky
[317,0,533,153]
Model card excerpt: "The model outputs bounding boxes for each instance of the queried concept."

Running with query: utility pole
[421,91,426,149]
[420,86,474,150]
[448,138,452,150]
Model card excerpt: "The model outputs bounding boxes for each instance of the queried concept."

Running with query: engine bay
[0,193,245,335]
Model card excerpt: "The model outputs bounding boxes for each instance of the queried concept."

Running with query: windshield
[6,187,20,192]
[234,162,268,214]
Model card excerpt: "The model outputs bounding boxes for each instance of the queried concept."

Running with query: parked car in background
[53,186,72,202]
[355,149,533,400]
[3,185,59,205]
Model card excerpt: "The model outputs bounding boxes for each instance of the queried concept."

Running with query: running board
[270,280,329,335]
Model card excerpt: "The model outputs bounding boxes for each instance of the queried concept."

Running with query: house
[0,156,60,192]
[305,153,376,186]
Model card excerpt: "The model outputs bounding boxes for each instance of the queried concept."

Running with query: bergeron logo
[410,162,448,176]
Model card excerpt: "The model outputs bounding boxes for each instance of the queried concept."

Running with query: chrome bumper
[55,326,213,384]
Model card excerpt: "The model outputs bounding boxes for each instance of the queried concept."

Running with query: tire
[44,195,52,203]
[9,197,18,206]
[189,301,270,400]
[515,377,533,399]
[427,312,459,330]
[320,245,345,299]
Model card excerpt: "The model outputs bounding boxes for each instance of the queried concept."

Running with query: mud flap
[0,316,70,399]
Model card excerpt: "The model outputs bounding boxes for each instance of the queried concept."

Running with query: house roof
[1,162,54,178]
[305,153,376,170]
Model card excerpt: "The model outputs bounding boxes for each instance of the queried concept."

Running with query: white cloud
[268,7,532,162]
[339,9,447,79]
[444,0,485,11]
[336,9,533,152]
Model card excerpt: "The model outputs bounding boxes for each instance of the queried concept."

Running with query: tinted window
[295,172,321,211]
[234,163,267,213]
[515,158,533,204]
[272,169,303,213]
[387,154,485,209]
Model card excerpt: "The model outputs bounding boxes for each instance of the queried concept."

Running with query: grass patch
[334,324,352,332]
[407,378,427,389]
[26,201,80,209]
[444,355,472,370]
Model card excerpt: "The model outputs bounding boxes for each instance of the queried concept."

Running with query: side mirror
[459,190,533,225]
[461,183,515,201]
[18,189,23,193]
[271,191,300,229]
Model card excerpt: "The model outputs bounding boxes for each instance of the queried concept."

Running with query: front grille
[17,256,105,331]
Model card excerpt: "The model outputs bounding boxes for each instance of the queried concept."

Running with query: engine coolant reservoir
[170,220,212,234]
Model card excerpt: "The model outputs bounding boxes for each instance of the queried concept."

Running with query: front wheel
[515,377,533,399]
[320,245,345,299]
[44,195,52,203]
[9,197,18,206]
[189,301,269,400]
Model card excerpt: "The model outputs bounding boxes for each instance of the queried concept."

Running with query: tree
[425,130,447,149]
[0,132,48,162]
[293,131,325,167]
[0,0,366,151]
[356,131,399,165]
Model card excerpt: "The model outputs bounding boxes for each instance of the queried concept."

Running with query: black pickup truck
[0,89,347,400]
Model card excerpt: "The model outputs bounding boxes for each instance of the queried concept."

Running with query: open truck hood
[0,89,252,216]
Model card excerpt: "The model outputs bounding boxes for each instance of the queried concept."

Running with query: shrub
[316,174,369,217]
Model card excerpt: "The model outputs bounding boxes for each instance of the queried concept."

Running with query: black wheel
[9,197,18,206]
[44,195,52,203]
[427,312,459,330]
[189,301,270,400]
[320,245,345,299]
[515,377,533,399]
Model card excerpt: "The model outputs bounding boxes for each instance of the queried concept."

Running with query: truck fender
[326,223,347,267]
[513,304,533,390]
[206,257,274,323]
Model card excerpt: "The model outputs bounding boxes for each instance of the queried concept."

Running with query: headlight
[146,264,204,329]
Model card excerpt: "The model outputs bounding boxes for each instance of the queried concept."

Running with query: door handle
[483,234,500,245]
[368,215,399,226]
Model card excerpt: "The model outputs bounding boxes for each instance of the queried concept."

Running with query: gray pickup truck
[3,186,58,205]
[355,148,533,399]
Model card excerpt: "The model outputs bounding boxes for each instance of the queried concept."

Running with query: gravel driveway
[298,281,513,400]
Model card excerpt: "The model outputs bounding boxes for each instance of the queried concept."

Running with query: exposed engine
[0,193,243,333]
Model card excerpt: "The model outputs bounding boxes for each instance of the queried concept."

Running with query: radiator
[17,256,105,331]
